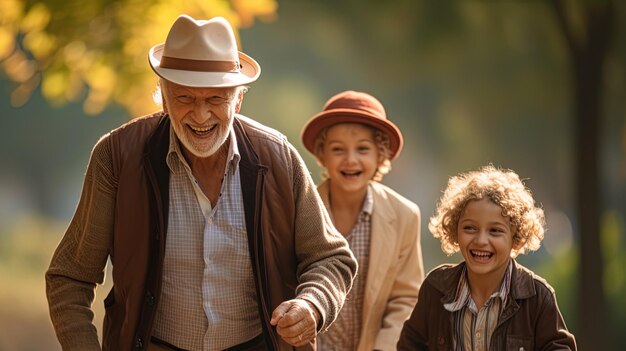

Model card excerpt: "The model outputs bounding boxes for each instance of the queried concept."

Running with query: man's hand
[270,299,319,347]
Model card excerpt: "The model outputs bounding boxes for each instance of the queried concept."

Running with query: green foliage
[602,211,626,345]
[532,246,579,330]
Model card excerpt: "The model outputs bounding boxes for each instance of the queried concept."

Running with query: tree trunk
[551,1,613,349]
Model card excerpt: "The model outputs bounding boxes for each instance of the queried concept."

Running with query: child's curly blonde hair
[429,165,545,257]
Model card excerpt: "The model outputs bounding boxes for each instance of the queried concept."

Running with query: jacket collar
[316,180,395,216]
[145,112,171,176]
[317,180,400,331]
[316,179,332,212]
[316,180,377,218]
[432,259,537,306]
[144,112,171,236]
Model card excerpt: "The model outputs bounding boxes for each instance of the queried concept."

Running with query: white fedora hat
[149,15,260,87]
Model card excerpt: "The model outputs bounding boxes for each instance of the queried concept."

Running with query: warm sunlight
[0,0,278,115]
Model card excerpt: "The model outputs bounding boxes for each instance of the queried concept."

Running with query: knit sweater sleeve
[45,134,117,350]
[288,142,358,332]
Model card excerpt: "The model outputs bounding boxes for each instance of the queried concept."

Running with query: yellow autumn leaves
[0,0,277,116]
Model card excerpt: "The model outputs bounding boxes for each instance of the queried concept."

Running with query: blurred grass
[0,215,110,350]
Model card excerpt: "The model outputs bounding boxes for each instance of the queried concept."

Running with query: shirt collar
[361,184,374,216]
[444,259,513,312]
[166,124,240,175]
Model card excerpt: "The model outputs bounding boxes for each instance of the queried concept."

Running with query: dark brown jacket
[46,113,357,351]
[397,260,576,351]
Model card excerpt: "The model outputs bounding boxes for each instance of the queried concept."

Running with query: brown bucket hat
[301,90,403,159]
[149,15,260,87]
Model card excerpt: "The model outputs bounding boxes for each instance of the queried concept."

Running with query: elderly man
[46,15,357,351]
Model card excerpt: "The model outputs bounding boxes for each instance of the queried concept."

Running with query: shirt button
[134,337,143,348]
[146,292,155,306]
[476,332,481,338]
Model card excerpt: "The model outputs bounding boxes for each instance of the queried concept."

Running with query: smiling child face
[457,198,519,285]
[317,123,382,194]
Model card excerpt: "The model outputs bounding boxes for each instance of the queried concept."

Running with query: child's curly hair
[429,165,545,257]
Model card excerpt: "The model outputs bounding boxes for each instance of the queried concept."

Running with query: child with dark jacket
[397,165,576,350]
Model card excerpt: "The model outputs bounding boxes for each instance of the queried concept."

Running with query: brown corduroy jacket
[46,112,357,351]
[397,260,576,351]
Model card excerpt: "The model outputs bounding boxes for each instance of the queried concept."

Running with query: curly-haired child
[397,165,576,350]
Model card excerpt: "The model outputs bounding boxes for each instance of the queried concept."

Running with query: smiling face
[457,198,520,285]
[317,123,382,194]
[161,80,242,158]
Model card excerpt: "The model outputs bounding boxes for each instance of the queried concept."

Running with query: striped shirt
[317,186,373,351]
[444,260,513,351]
[151,126,262,350]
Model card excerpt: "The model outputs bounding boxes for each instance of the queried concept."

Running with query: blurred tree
[551,0,615,350]
[302,0,624,346]
[0,0,277,116]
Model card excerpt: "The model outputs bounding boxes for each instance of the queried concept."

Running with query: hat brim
[301,109,404,160]
[149,44,260,87]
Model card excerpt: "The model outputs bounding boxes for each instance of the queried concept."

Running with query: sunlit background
[1,0,625,350]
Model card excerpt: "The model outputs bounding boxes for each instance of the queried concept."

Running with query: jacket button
[135,337,143,348]
[146,292,155,306]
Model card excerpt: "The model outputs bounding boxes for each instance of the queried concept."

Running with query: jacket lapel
[317,181,398,333]
[499,260,536,326]
[362,183,398,331]
[233,118,278,350]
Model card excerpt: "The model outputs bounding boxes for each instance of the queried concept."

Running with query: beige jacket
[317,180,424,351]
